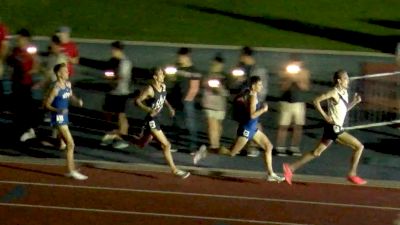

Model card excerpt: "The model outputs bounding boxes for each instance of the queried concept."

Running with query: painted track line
[0,202,310,225]
[31,36,392,57]
[0,180,399,211]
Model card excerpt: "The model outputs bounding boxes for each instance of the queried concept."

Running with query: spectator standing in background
[196,54,230,157]
[171,47,201,152]
[275,58,310,156]
[0,18,9,110]
[7,28,40,142]
[56,26,79,77]
[101,41,132,149]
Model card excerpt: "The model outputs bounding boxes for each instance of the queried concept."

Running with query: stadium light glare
[232,68,245,77]
[286,64,301,74]
[208,79,220,88]
[164,66,177,75]
[26,46,37,54]
[104,70,115,78]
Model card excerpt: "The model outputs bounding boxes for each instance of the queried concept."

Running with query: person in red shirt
[56,26,79,77]
[0,19,9,78]
[7,28,40,141]
[0,19,10,111]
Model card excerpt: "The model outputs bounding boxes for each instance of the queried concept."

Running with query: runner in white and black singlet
[283,70,367,185]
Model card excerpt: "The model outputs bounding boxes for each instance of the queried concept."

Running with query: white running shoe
[66,170,88,180]
[174,169,190,179]
[20,129,36,142]
[267,173,285,183]
[112,140,129,149]
[193,144,207,165]
[101,134,114,146]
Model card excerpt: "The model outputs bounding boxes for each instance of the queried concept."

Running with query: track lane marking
[0,180,398,211]
[0,202,311,225]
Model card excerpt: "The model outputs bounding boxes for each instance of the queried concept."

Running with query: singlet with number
[241,93,261,127]
[327,88,348,126]
[147,84,167,116]
[50,83,71,126]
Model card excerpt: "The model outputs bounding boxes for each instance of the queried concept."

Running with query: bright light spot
[164,66,177,75]
[26,46,37,54]
[208,79,220,88]
[286,64,301,74]
[104,70,115,77]
[232,68,245,77]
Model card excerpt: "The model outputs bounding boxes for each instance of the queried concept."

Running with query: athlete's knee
[161,141,171,151]
[264,143,273,154]
[66,142,75,150]
[355,144,364,152]
[312,149,322,157]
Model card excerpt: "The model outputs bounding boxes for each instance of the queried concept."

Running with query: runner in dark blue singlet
[44,63,87,180]
[135,67,190,179]
[194,76,284,182]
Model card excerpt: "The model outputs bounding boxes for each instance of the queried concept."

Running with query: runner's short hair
[333,69,346,85]
[54,63,67,75]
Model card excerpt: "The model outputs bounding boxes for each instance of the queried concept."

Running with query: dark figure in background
[56,26,79,77]
[0,18,9,110]
[170,47,201,152]
[7,28,40,142]
[275,58,310,156]
[196,54,230,157]
[100,41,132,149]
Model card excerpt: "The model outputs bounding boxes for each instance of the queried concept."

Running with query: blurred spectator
[238,46,256,78]
[199,53,230,154]
[275,57,310,156]
[39,35,69,90]
[56,26,79,77]
[0,18,9,109]
[0,18,9,79]
[7,28,40,141]
[171,47,201,151]
[100,41,132,149]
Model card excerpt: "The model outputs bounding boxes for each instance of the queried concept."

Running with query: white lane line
[0,180,399,211]
[0,202,310,225]
[31,35,392,57]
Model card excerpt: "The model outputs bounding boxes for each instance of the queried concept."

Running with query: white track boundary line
[0,180,399,211]
[350,71,400,80]
[0,202,309,225]
[28,36,392,57]
[345,120,400,130]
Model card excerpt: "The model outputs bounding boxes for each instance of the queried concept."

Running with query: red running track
[0,162,399,225]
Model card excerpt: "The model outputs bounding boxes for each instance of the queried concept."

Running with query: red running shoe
[347,176,367,185]
[283,163,293,185]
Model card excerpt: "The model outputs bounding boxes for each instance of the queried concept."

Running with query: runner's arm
[313,89,335,123]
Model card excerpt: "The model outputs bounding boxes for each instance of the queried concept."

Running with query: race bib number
[149,120,156,129]
[243,130,250,138]
[333,125,343,134]
[56,115,64,123]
